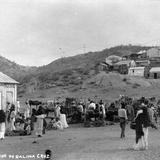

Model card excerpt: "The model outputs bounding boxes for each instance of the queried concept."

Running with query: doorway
[6,91,13,104]
[154,73,158,79]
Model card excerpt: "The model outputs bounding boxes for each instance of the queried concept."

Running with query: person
[6,102,11,126]
[88,101,96,110]
[59,113,69,129]
[76,102,84,122]
[36,106,46,137]
[10,105,16,131]
[53,117,64,130]
[86,101,96,121]
[118,102,128,138]
[30,108,37,135]
[126,103,135,121]
[24,101,30,119]
[16,101,20,113]
[148,104,157,129]
[54,102,61,118]
[99,100,106,120]
[0,110,6,140]
[43,118,47,134]
[24,118,31,135]
[141,105,151,150]
[44,149,52,160]
[47,118,56,130]
[133,103,150,150]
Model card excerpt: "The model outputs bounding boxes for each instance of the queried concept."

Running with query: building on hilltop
[149,57,160,67]
[0,72,19,111]
[113,60,131,74]
[95,62,113,73]
[149,67,160,79]
[135,59,150,67]
[137,50,147,59]
[128,67,145,77]
[147,47,160,58]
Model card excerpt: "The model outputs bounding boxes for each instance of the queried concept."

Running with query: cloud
[0,0,160,66]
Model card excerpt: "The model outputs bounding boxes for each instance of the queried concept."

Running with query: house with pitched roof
[0,72,19,111]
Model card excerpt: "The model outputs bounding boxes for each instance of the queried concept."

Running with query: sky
[1,0,160,66]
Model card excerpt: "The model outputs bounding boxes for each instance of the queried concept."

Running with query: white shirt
[88,102,96,110]
[118,108,127,120]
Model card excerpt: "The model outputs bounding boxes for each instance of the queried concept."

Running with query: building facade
[149,67,160,79]
[147,48,160,58]
[128,67,145,77]
[0,72,19,111]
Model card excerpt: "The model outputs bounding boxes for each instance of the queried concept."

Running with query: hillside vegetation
[1,45,158,100]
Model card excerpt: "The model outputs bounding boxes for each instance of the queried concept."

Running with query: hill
[0,55,37,81]
[2,45,159,101]
[17,45,154,100]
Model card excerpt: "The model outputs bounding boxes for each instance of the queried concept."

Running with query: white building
[0,72,19,111]
[128,67,145,77]
[147,48,160,58]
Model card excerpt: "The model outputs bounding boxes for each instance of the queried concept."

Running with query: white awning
[150,67,160,73]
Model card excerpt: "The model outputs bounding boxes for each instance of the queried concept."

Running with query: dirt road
[0,124,160,160]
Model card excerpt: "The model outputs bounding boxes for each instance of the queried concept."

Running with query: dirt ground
[0,123,160,160]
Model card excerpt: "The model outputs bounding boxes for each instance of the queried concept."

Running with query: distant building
[130,60,136,67]
[149,67,160,79]
[106,55,122,64]
[137,50,147,59]
[149,57,160,67]
[128,67,145,77]
[0,72,19,111]
[147,48,160,58]
[113,60,131,74]
[95,62,112,73]
[135,59,150,67]
[129,53,139,60]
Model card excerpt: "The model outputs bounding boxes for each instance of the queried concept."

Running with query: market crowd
[0,95,159,151]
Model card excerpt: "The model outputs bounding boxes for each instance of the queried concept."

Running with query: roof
[105,61,113,66]
[129,67,145,70]
[136,59,149,62]
[150,67,160,73]
[137,50,146,55]
[106,55,122,63]
[100,62,111,66]
[115,60,131,65]
[0,72,19,84]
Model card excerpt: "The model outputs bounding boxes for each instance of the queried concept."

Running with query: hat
[151,107,155,110]
[99,100,103,104]
[141,103,146,107]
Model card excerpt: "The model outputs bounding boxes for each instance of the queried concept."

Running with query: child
[54,118,63,130]
[47,118,56,130]
[24,118,31,135]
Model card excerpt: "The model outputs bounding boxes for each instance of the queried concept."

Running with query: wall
[0,83,17,111]
[147,48,160,58]
[128,68,144,77]
[149,72,160,79]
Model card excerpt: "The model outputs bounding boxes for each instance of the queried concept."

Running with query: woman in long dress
[0,110,6,140]
[133,104,150,150]
[10,106,16,131]
[30,108,37,135]
[60,113,68,128]
[36,106,45,137]
[54,103,69,129]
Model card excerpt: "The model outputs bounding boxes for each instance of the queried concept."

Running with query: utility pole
[83,44,86,54]
[59,48,64,63]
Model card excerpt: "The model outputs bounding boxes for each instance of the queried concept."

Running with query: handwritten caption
[0,154,50,159]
